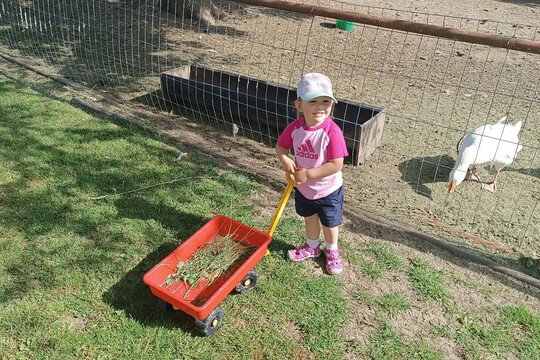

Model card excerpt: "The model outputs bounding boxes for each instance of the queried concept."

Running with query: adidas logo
[296,140,319,160]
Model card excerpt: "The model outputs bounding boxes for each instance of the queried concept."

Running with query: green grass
[353,287,411,317]
[408,258,451,305]
[354,241,406,279]
[347,241,539,359]
[372,293,411,316]
[363,323,443,360]
[0,76,347,359]
[1,75,539,360]
[450,306,540,360]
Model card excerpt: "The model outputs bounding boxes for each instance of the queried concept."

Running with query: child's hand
[276,145,298,174]
[293,168,309,185]
[280,157,297,174]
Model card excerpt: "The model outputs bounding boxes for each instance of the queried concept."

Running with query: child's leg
[322,225,343,275]
[305,214,321,241]
[287,214,322,261]
[322,225,339,249]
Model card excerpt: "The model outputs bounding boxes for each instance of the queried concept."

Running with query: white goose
[448,115,523,193]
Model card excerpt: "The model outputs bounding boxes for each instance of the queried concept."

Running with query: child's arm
[294,157,344,185]
[276,145,298,174]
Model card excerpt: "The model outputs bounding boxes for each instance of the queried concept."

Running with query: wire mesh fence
[1,0,538,275]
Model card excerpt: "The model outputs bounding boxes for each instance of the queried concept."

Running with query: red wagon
[143,174,296,336]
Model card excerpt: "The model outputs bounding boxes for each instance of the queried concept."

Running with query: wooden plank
[356,110,385,165]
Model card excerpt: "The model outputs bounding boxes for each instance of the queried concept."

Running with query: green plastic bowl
[336,19,355,31]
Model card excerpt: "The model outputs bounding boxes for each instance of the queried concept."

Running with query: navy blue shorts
[294,186,344,228]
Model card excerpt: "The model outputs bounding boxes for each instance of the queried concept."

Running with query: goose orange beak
[449,181,457,193]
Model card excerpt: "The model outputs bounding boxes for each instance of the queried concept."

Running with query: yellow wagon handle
[266,173,298,256]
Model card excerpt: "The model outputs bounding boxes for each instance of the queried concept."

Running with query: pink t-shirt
[277,117,349,200]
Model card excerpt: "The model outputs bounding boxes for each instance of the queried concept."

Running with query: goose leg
[465,166,481,182]
[481,170,499,193]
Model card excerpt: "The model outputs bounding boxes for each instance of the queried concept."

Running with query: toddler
[276,73,348,275]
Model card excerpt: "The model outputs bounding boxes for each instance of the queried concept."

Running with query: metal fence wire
[0,0,538,273]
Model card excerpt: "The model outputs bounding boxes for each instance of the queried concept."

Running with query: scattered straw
[163,234,256,299]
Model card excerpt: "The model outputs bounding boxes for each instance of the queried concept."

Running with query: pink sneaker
[287,242,321,261]
[325,249,343,275]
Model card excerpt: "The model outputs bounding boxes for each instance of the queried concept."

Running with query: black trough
[160,65,385,165]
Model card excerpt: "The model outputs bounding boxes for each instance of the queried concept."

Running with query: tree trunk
[149,0,225,26]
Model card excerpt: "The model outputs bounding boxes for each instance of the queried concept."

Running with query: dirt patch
[53,315,88,333]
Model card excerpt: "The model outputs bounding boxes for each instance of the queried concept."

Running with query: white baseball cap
[297,73,337,103]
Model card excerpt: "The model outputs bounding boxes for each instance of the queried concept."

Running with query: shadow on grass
[102,242,199,334]
[0,79,267,310]
[113,195,206,237]
[102,217,292,335]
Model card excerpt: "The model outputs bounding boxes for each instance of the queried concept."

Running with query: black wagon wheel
[234,269,258,294]
[156,298,174,313]
[195,306,224,337]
